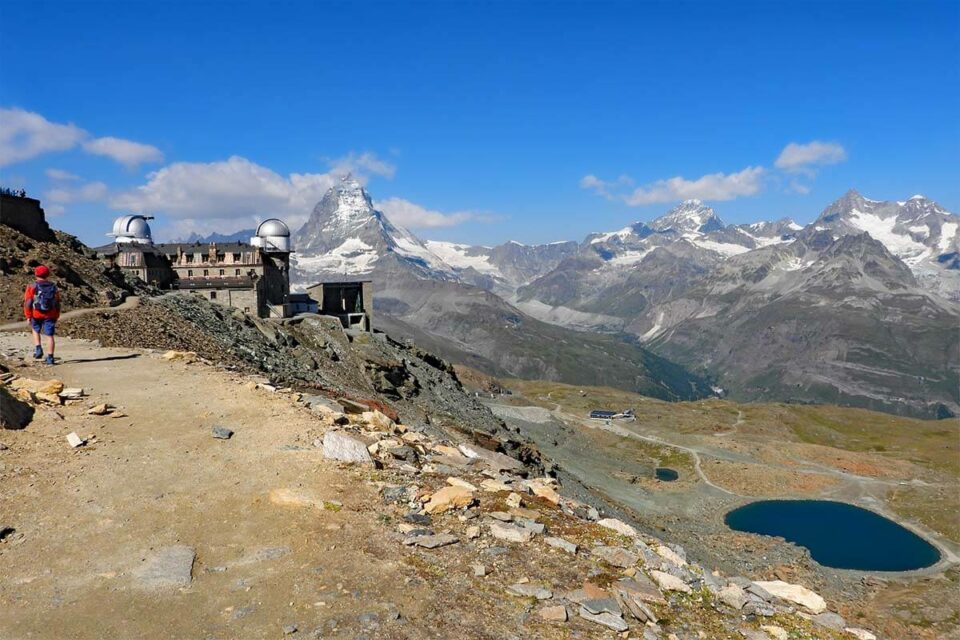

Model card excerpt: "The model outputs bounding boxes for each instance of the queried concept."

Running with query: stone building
[305,280,373,330]
[98,216,292,318]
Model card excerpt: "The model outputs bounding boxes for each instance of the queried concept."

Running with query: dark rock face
[0,387,34,429]
[0,194,56,242]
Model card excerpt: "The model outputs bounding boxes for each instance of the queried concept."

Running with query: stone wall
[0,195,56,242]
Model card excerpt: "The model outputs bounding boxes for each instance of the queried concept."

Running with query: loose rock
[544,536,578,554]
[423,485,474,514]
[597,518,638,538]
[507,583,552,600]
[752,580,826,614]
[578,607,629,632]
[322,431,373,464]
[537,605,567,622]
[649,570,692,594]
[212,426,234,440]
[489,522,534,543]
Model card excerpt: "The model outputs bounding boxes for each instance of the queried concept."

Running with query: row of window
[185,269,245,277]
[179,252,246,264]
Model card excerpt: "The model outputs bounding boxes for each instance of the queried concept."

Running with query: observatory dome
[250,218,291,253]
[256,219,290,237]
[109,215,153,244]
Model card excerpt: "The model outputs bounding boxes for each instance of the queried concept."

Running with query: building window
[185,254,194,263]
[187,269,193,277]
[235,269,241,276]
[219,269,225,276]
[203,269,209,276]
[210,291,217,300]
[233,253,242,262]
[244,307,250,313]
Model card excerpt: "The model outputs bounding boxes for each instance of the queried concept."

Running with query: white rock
[718,584,748,609]
[753,580,826,614]
[844,628,877,640]
[66,432,85,448]
[489,522,534,543]
[648,570,691,594]
[655,544,687,567]
[544,536,578,554]
[446,477,478,492]
[322,431,372,464]
[597,518,638,538]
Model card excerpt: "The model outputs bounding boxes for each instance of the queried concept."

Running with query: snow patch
[294,238,379,275]
[939,222,958,252]
[425,240,500,275]
[847,208,930,263]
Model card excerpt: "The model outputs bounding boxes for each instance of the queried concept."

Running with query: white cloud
[327,151,396,180]
[775,141,846,172]
[110,156,337,230]
[0,108,86,167]
[376,197,482,229]
[44,181,109,205]
[0,107,164,169]
[583,166,765,205]
[787,178,811,194]
[45,168,80,181]
[83,136,164,168]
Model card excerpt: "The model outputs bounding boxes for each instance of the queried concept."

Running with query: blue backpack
[33,281,58,313]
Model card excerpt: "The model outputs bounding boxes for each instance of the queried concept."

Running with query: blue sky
[1,0,957,246]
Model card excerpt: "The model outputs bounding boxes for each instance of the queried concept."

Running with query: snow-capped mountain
[293,175,456,282]
[291,180,957,418]
[290,177,712,401]
[806,189,959,299]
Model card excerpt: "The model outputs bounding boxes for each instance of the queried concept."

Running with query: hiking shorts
[30,318,56,336]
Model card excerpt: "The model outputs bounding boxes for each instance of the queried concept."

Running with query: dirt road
[0,332,439,639]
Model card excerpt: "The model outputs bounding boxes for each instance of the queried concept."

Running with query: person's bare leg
[47,334,56,359]
[29,322,40,348]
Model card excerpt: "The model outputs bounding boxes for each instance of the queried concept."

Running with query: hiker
[23,265,61,365]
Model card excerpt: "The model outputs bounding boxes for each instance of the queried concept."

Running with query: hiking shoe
[44,355,55,365]
[33,346,43,359]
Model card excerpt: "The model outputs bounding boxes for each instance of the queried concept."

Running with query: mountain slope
[292,178,713,401]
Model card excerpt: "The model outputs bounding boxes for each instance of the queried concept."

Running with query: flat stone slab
[753,580,827,614]
[508,583,553,600]
[578,607,628,632]
[544,536,578,554]
[597,518,637,538]
[133,545,195,588]
[489,522,534,543]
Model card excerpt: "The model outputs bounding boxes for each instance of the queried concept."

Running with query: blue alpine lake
[724,500,941,571]
[655,467,679,481]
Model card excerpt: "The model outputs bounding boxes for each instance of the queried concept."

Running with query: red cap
[34,265,50,278]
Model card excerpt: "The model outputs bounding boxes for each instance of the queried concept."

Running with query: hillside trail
[0,296,141,332]
[0,332,444,639]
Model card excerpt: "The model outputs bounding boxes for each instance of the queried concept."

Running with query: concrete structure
[98,216,292,318]
[305,280,373,330]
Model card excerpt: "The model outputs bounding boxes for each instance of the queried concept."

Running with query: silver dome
[256,218,290,237]
[109,215,153,244]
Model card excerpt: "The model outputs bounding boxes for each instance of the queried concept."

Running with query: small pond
[654,467,679,481]
[725,500,940,571]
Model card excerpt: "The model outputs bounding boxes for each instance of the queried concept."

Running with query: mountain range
[291,176,959,419]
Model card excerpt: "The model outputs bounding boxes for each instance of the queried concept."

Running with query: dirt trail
[0,296,142,332]
[0,332,440,639]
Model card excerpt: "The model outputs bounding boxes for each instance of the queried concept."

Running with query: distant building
[98,216,291,318]
[305,280,373,331]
